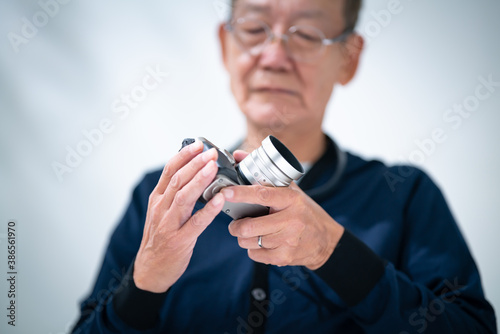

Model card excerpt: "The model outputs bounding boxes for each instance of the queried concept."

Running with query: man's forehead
[234,0,344,22]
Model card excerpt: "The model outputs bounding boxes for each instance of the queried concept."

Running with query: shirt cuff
[313,229,386,307]
[112,261,168,330]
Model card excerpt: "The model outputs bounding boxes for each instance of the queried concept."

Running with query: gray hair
[229,0,363,31]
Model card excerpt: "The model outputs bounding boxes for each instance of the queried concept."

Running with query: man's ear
[339,33,364,85]
[218,23,229,71]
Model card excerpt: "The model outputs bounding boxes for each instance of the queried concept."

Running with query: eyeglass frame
[224,17,354,62]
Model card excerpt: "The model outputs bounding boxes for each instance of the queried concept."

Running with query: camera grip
[203,174,270,220]
[221,201,270,220]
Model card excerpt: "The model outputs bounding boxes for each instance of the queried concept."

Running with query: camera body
[181,136,304,220]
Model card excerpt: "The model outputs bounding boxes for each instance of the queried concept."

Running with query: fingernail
[202,161,215,177]
[222,188,234,199]
[212,193,224,206]
[202,148,216,162]
[190,140,203,152]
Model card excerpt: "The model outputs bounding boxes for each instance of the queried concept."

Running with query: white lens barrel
[239,136,304,187]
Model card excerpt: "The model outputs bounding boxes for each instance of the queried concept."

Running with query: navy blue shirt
[72,136,496,333]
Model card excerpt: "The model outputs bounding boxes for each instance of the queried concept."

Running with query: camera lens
[237,136,304,187]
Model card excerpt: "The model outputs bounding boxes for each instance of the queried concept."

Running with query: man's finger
[167,160,219,225]
[221,185,296,210]
[233,150,249,163]
[236,234,280,250]
[247,248,300,267]
[179,193,225,241]
[228,214,286,238]
[162,148,218,208]
[154,139,204,195]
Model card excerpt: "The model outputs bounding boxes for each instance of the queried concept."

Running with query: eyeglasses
[225,17,352,62]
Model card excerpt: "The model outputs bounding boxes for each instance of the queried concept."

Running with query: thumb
[233,150,249,163]
[289,181,306,194]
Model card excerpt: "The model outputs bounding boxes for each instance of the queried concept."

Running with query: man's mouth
[253,87,298,96]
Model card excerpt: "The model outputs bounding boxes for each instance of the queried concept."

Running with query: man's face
[220,0,362,135]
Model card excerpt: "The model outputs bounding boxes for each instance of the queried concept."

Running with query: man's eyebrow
[292,9,326,19]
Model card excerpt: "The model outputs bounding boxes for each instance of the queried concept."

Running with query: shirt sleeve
[71,172,167,334]
[313,170,497,333]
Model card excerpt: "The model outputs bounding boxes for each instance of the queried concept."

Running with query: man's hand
[223,151,344,270]
[133,140,225,293]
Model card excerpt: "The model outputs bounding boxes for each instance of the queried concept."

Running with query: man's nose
[258,34,293,71]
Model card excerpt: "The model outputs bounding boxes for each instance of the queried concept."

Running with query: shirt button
[251,288,266,301]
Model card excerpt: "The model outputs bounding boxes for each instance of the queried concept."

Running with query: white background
[0,0,499,333]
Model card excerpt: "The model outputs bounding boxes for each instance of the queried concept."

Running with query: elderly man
[72,0,496,333]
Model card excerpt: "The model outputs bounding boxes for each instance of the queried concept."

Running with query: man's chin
[243,101,301,131]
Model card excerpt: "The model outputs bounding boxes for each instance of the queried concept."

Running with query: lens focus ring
[238,136,304,187]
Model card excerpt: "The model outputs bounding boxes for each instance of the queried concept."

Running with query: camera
[181,136,304,220]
